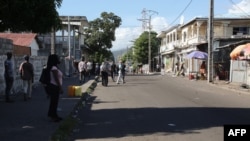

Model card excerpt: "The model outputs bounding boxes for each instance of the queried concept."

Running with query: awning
[217,40,250,49]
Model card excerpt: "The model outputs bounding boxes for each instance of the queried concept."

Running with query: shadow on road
[72,95,250,140]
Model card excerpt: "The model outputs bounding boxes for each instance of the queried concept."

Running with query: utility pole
[51,27,55,54]
[68,16,71,59]
[126,46,129,63]
[138,9,158,73]
[208,0,214,83]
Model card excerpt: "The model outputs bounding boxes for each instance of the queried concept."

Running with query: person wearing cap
[19,55,34,100]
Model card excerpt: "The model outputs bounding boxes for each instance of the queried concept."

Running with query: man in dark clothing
[110,62,116,82]
[121,63,126,83]
[4,52,14,103]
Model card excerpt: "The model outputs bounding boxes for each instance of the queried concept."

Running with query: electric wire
[228,0,250,17]
[168,0,193,27]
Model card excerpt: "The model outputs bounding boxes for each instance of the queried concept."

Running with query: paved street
[68,74,250,141]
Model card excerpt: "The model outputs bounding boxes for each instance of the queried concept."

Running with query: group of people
[99,60,126,86]
[4,52,127,122]
[78,58,93,84]
[4,53,63,122]
[173,62,185,77]
[4,52,34,103]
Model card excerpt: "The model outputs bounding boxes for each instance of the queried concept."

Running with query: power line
[168,0,193,26]
[228,0,250,17]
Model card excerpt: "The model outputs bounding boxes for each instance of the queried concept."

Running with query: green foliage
[121,47,133,63]
[0,0,62,33]
[88,48,114,63]
[133,31,160,64]
[50,116,78,141]
[83,12,121,60]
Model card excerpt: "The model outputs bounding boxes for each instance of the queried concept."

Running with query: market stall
[186,50,208,80]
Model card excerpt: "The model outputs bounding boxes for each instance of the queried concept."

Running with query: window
[233,27,249,35]
[183,32,187,42]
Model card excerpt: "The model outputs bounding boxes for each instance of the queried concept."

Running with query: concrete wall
[230,60,248,83]
[0,38,13,55]
[0,55,47,96]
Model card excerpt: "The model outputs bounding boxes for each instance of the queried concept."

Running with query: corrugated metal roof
[0,33,37,47]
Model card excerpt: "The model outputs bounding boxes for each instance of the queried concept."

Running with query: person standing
[86,60,92,79]
[173,62,179,76]
[4,52,14,103]
[179,63,185,77]
[156,64,160,72]
[161,63,165,76]
[100,61,109,86]
[110,61,116,82]
[19,55,34,100]
[121,62,126,83]
[95,63,100,76]
[116,60,124,84]
[78,57,86,83]
[46,54,63,122]
[200,61,206,79]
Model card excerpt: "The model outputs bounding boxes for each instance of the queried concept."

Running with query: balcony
[160,40,181,53]
[180,35,207,48]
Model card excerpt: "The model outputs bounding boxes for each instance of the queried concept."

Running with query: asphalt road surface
[68,74,250,141]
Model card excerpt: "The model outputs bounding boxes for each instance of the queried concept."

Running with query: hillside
[112,48,128,62]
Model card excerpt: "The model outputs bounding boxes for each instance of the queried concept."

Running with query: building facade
[158,17,250,80]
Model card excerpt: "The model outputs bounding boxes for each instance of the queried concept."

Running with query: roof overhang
[217,40,250,49]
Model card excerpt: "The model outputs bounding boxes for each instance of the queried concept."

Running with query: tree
[0,0,62,33]
[133,31,160,64]
[83,12,122,62]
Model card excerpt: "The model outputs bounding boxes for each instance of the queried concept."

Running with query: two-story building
[158,17,250,80]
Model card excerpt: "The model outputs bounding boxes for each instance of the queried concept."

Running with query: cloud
[151,17,169,33]
[111,27,141,51]
[112,16,169,51]
[228,0,250,14]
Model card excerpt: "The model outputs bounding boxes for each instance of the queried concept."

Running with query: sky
[57,0,250,51]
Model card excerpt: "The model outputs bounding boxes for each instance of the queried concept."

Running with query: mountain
[112,48,128,62]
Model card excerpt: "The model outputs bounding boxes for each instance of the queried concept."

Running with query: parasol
[241,43,250,56]
[230,43,250,60]
[186,50,208,59]
[230,44,247,60]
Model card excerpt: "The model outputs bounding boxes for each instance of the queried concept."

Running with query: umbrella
[241,43,250,56]
[230,43,250,60]
[230,44,247,60]
[186,50,208,59]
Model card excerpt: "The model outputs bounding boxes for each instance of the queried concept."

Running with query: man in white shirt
[86,61,92,79]
[78,58,87,83]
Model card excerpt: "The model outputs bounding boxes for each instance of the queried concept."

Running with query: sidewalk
[0,76,97,141]
[164,72,250,95]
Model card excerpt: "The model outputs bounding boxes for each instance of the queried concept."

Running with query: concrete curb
[49,76,99,141]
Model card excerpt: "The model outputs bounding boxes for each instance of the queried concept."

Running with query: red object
[189,74,194,80]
